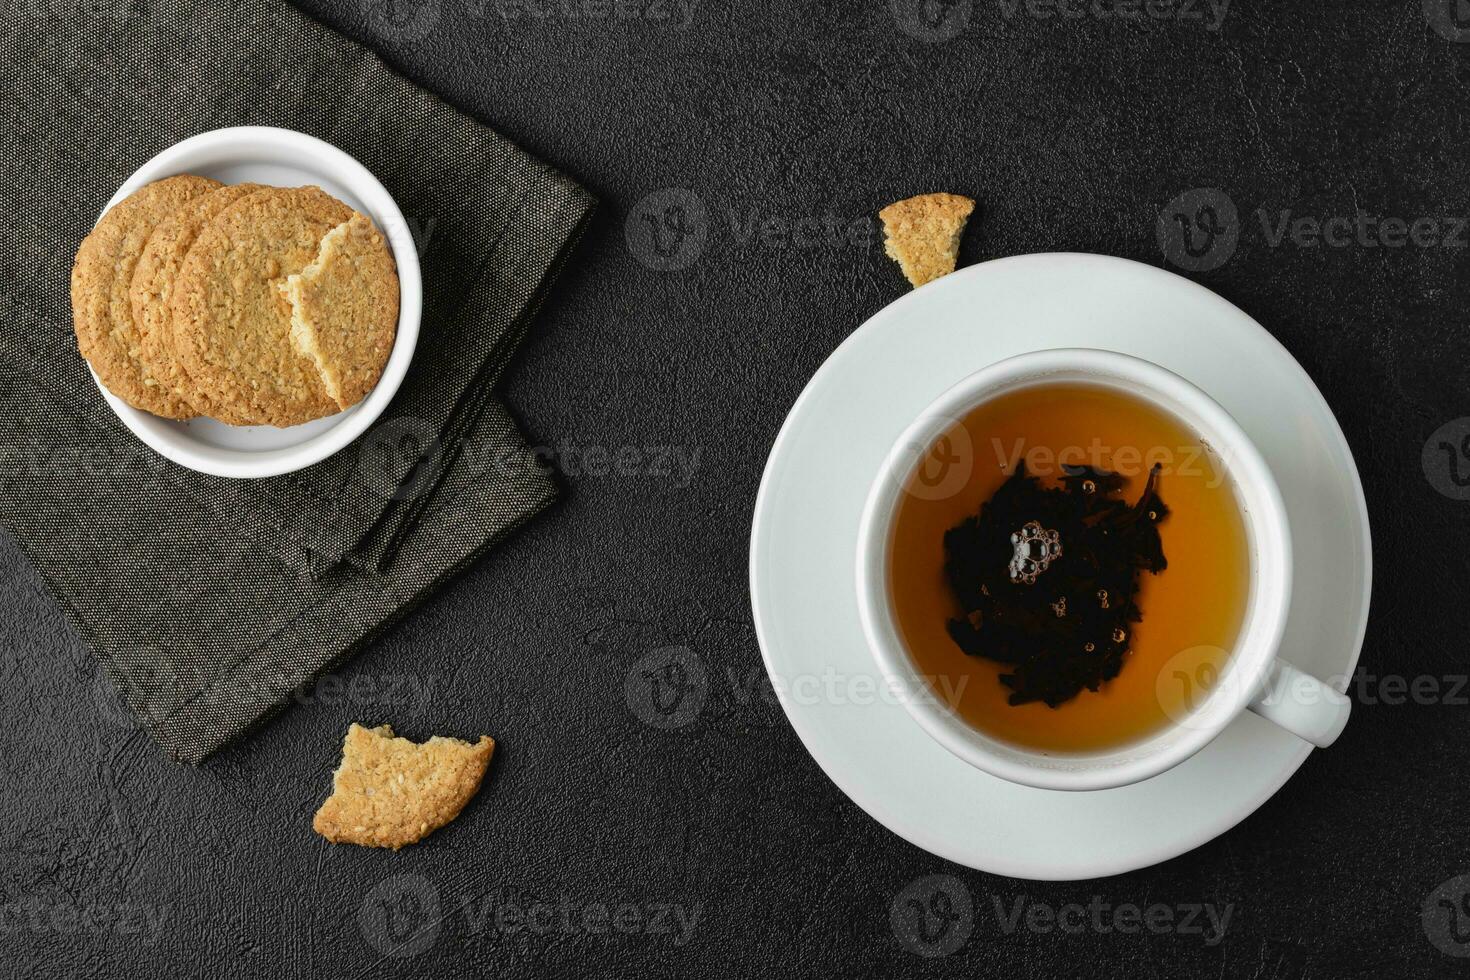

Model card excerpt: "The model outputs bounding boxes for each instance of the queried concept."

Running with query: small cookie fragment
[71,173,221,417]
[313,723,495,850]
[279,212,399,411]
[879,192,976,288]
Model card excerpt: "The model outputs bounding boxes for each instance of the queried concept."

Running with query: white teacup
[856,348,1351,792]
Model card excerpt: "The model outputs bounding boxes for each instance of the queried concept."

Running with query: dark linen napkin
[0,0,595,762]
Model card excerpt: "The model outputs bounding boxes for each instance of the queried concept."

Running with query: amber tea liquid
[888,382,1252,753]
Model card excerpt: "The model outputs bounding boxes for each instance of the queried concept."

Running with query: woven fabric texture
[0,0,594,762]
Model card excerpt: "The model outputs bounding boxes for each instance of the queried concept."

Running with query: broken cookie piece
[279,212,399,412]
[879,192,976,288]
[313,723,494,850]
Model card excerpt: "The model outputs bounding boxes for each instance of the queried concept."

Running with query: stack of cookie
[71,175,399,427]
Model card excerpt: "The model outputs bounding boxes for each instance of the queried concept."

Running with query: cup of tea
[855,348,1350,792]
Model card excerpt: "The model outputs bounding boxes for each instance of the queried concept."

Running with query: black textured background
[5,0,1468,976]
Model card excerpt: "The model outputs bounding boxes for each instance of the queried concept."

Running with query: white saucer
[749,253,1371,881]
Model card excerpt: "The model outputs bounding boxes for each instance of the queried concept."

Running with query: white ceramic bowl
[855,348,1350,792]
[89,126,422,478]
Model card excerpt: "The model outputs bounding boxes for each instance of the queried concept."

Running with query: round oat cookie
[70,174,221,418]
[169,186,352,427]
[130,183,265,424]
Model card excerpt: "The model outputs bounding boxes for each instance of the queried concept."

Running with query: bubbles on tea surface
[1050,596,1067,618]
[1008,521,1062,585]
[1097,589,1110,609]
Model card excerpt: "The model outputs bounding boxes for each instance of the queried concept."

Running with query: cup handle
[1245,659,1351,748]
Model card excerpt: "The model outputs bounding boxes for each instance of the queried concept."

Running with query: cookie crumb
[313,723,495,850]
[879,192,976,288]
